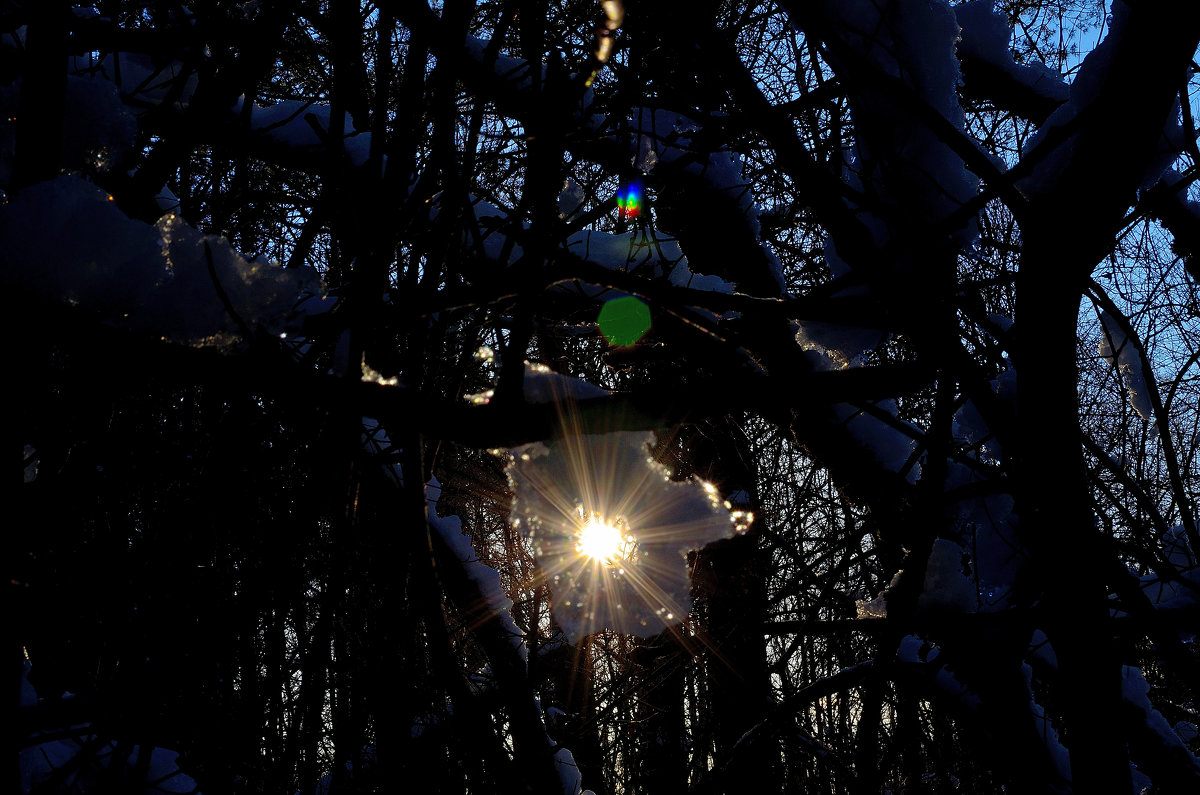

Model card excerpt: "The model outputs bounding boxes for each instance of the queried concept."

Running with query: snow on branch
[426,475,589,794]
[230,96,373,168]
[0,73,138,186]
[562,228,734,297]
[453,29,782,299]
[808,0,979,233]
[954,1,1069,123]
[1122,665,1200,789]
[784,0,984,363]
[427,188,736,313]
[1016,1,1196,206]
[426,477,528,661]
[0,174,324,347]
[508,427,736,640]
[1097,309,1154,421]
[69,50,199,113]
[20,654,199,794]
[622,107,786,296]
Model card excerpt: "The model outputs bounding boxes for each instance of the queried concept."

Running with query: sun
[576,514,630,564]
[506,394,737,638]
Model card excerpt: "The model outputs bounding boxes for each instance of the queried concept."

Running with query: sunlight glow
[577,513,632,564]
[508,387,737,639]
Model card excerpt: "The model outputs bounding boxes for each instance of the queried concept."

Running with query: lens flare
[597,295,651,346]
[616,178,643,221]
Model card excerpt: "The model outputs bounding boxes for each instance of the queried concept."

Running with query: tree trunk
[693,530,777,793]
[632,630,687,795]
[549,636,609,795]
[1017,235,1130,794]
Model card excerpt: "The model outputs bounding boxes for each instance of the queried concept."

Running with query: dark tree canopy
[8,1,1200,794]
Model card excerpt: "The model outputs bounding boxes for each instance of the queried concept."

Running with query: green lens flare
[597,296,651,346]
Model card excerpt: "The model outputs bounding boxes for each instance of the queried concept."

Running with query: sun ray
[508,380,741,640]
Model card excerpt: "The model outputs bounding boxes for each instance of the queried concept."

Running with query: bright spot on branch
[361,354,400,386]
[585,0,624,86]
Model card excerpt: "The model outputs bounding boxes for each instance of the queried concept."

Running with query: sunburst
[506,369,742,640]
[576,512,635,564]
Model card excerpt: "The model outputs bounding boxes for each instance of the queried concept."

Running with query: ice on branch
[507,373,737,639]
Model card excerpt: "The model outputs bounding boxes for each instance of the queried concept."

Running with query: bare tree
[10,1,1199,793]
